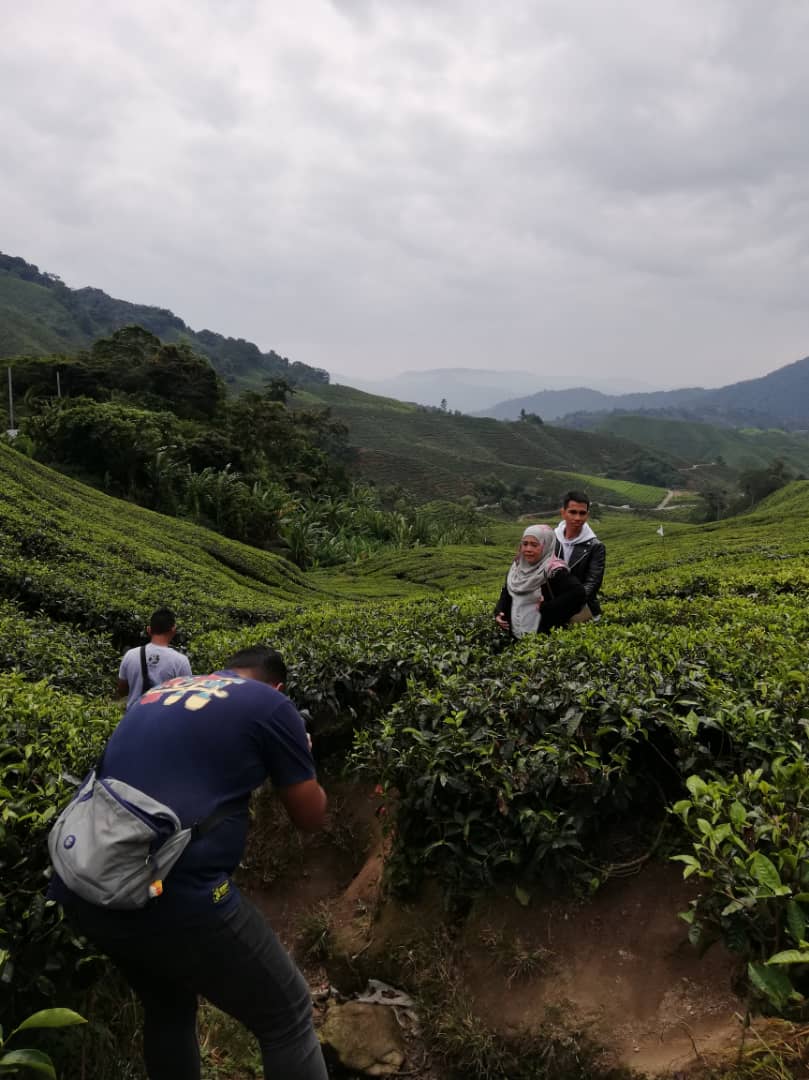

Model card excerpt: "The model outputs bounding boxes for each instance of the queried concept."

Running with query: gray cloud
[3,0,809,388]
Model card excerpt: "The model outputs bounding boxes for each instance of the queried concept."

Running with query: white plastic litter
[356,979,414,1009]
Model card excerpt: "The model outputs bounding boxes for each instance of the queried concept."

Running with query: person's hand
[495,612,510,631]
[535,595,544,609]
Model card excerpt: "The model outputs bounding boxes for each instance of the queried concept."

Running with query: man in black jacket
[553,491,606,617]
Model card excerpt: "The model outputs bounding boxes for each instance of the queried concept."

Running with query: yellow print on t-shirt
[140,674,247,711]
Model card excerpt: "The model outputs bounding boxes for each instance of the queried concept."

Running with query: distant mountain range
[477,386,704,422]
[0,252,328,388]
[479,355,809,431]
[337,368,657,414]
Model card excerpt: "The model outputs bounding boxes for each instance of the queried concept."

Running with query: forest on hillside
[5,326,491,567]
[0,251,329,387]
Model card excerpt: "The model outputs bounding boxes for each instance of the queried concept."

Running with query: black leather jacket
[554,536,606,616]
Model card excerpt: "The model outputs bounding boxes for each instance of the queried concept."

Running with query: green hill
[572,413,809,472]
[0,441,515,644]
[0,269,90,357]
[0,252,328,387]
[3,430,806,649]
[296,383,679,504]
[0,440,322,647]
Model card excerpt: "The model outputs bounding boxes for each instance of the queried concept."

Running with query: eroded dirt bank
[240,782,758,1078]
[459,864,742,1075]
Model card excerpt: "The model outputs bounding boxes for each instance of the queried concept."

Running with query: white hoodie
[554,520,597,565]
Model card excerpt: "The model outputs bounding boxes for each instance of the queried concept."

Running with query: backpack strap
[139,644,153,693]
[73,772,244,842]
[191,796,246,841]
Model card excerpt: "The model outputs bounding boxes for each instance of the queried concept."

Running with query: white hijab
[507,525,567,638]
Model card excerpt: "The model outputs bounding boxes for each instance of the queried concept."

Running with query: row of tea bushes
[191,596,500,751]
[0,443,319,646]
[0,599,118,695]
[347,600,808,895]
[0,674,119,1021]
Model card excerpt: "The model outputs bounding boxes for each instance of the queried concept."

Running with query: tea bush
[349,605,809,900]
[0,599,117,695]
[192,597,499,751]
[673,754,809,1013]
[0,674,118,1026]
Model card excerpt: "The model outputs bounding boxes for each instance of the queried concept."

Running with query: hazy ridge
[480,354,809,430]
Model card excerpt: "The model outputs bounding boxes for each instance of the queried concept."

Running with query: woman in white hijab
[494,524,586,638]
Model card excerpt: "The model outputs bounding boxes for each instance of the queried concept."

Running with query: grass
[696,1018,809,1079]
[47,975,144,1080]
[388,930,631,1080]
[200,1005,262,1079]
[295,903,334,962]
[478,926,555,987]
[557,471,667,507]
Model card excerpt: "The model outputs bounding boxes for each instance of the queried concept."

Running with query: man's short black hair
[561,490,591,510]
[149,607,177,635]
[224,645,287,685]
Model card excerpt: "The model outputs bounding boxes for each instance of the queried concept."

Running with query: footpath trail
[656,489,675,510]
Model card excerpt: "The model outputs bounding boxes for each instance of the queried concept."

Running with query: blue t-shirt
[52,672,315,924]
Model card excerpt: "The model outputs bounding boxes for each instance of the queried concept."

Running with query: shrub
[0,675,118,1025]
[673,755,809,1013]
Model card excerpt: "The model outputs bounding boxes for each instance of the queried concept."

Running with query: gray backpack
[48,769,241,909]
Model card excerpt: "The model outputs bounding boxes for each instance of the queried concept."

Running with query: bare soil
[243,783,752,1078]
[243,778,382,942]
[460,863,744,1075]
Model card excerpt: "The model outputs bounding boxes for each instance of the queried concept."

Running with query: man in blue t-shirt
[53,645,328,1080]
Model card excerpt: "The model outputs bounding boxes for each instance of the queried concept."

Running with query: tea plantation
[3,439,809,1073]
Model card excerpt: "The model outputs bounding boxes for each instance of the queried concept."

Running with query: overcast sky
[3,1,809,388]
